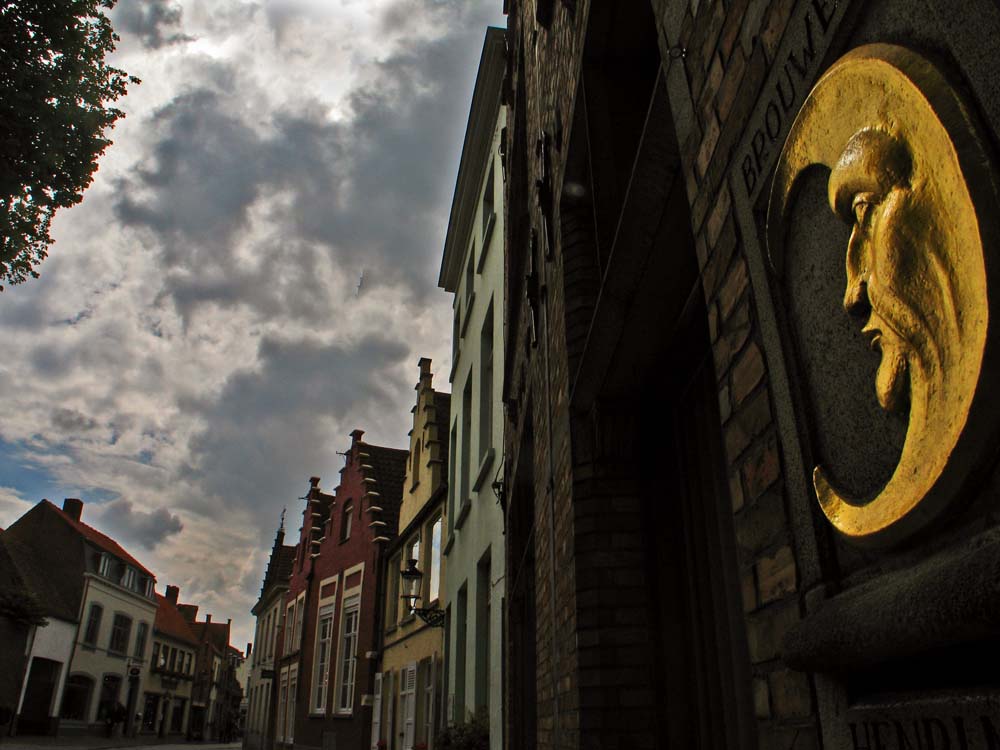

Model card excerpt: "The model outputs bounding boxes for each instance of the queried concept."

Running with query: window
[460,379,472,503]
[465,243,475,308]
[482,158,496,240]
[412,440,422,488]
[428,517,442,603]
[455,584,468,715]
[171,698,186,733]
[341,502,353,542]
[424,658,437,748]
[99,554,113,578]
[168,646,177,672]
[401,662,417,750]
[479,303,494,462]
[97,674,122,721]
[313,604,334,713]
[277,673,288,742]
[337,596,360,712]
[152,642,161,669]
[83,604,102,646]
[448,424,458,534]
[122,566,136,590]
[452,308,460,364]
[286,668,297,743]
[184,652,192,674]
[60,675,94,721]
[134,622,148,660]
[294,594,305,651]
[284,601,295,653]
[387,554,400,627]
[475,551,491,712]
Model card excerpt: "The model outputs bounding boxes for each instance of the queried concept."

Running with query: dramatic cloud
[113,0,191,49]
[0,0,505,651]
[93,499,184,550]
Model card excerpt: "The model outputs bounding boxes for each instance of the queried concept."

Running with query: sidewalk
[0,736,241,750]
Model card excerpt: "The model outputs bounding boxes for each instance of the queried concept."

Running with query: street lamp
[399,559,444,627]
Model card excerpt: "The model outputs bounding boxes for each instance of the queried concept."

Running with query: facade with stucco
[437,27,506,749]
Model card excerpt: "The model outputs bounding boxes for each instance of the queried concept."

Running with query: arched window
[60,675,94,721]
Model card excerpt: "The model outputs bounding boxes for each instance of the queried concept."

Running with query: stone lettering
[776,66,797,114]
[852,722,874,750]
[953,717,970,750]
[924,718,950,749]
[765,102,782,141]
[983,716,1000,750]
[787,12,817,79]
[894,720,922,750]
[735,0,846,202]
[812,0,835,32]
[742,155,757,195]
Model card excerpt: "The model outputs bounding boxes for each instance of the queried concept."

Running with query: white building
[436,28,506,749]
[243,523,295,750]
[5,498,157,737]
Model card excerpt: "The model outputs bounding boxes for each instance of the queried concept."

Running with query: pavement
[1,740,241,750]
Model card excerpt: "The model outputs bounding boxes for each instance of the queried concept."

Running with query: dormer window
[99,554,113,578]
[122,567,137,590]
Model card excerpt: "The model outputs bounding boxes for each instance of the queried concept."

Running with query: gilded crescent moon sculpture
[766,44,998,547]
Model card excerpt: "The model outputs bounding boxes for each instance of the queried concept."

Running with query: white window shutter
[403,663,417,750]
[386,670,395,749]
[371,673,382,750]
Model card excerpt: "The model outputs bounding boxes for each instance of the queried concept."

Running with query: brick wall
[502,0,826,748]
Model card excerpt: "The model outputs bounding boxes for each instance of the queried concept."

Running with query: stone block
[756,544,797,604]
[696,113,721,178]
[731,341,765,405]
[735,487,785,556]
[742,432,781,501]
[768,668,812,719]
[746,600,799,664]
[752,676,771,718]
[706,183,731,248]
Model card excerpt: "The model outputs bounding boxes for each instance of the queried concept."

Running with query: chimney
[227,618,232,626]
[417,357,433,390]
[246,642,252,657]
[350,429,365,445]
[63,498,83,522]
[165,585,179,605]
[206,614,212,624]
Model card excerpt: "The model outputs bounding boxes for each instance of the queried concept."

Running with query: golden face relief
[768,44,997,547]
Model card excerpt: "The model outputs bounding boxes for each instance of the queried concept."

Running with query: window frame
[83,603,103,647]
[335,594,361,714]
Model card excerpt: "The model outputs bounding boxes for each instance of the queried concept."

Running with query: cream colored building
[436,28,506,747]
[373,358,449,750]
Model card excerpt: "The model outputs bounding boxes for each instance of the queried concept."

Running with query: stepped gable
[360,441,409,538]
[44,499,154,577]
[0,533,78,622]
[154,593,199,645]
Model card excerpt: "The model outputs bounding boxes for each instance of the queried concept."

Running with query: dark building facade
[502,1,1000,749]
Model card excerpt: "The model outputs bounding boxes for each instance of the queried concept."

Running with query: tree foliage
[0,0,138,287]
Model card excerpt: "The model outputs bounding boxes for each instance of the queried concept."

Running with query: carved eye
[852,193,876,226]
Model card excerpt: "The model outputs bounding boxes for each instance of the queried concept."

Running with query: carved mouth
[863,326,882,352]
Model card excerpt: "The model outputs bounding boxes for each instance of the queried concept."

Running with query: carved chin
[875,347,909,412]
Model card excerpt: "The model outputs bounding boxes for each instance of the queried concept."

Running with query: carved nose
[844,277,871,318]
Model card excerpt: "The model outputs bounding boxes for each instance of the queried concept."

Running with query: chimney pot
[350,429,365,443]
[62,498,83,523]
[206,614,212,624]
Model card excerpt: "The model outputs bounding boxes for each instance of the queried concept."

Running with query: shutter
[403,663,417,750]
[386,671,395,750]
[371,673,382,750]
[426,657,437,750]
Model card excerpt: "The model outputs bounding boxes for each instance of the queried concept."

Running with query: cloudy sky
[0,0,505,651]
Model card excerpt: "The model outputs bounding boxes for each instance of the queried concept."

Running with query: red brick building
[274,431,407,750]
